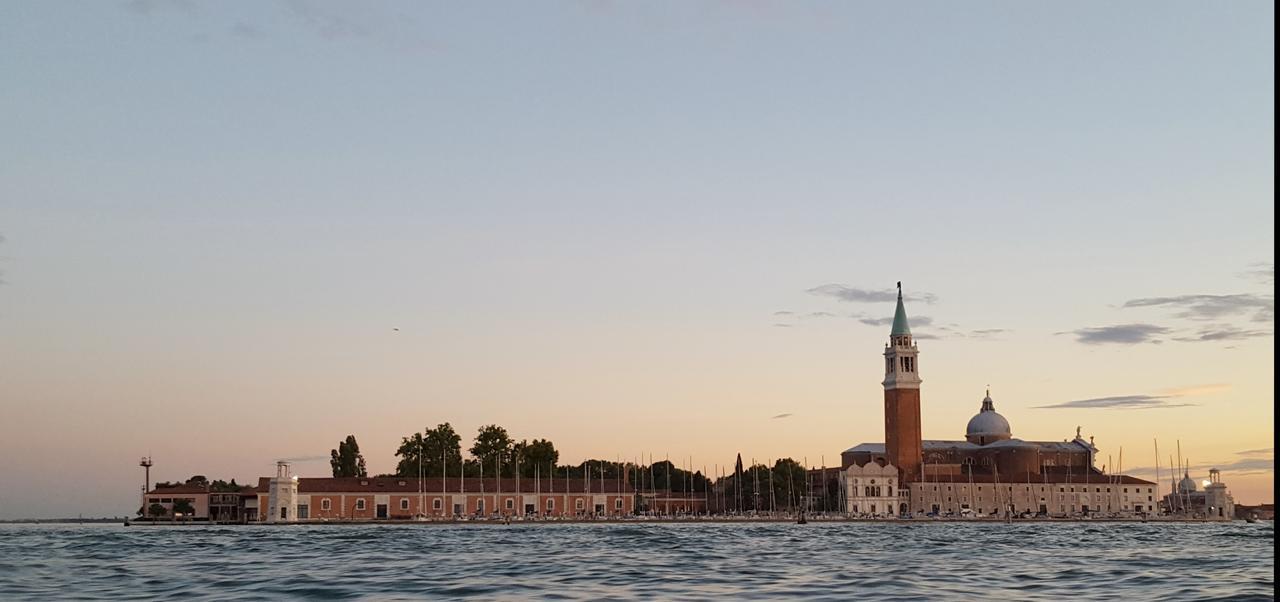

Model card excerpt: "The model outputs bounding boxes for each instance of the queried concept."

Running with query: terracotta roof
[253,476,635,495]
[918,472,1155,485]
[146,484,209,495]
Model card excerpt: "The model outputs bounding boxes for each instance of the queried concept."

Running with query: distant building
[1234,503,1274,520]
[839,285,1159,517]
[255,462,635,522]
[1162,467,1235,519]
[142,482,256,522]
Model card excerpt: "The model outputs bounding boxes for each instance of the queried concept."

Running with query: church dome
[965,391,1012,445]
[1177,473,1198,493]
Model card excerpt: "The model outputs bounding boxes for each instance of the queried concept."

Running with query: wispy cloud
[230,20,266,40]
[1240,262,1274,285]
[771,413,793,419]
[807,284,937,305]
[772,311,794,316]
[772,323,792,328]
[284,0,371,40]
[1065,323,1170,345]
[855,314,934,328]
[1033,394,1194,410]
[123,0,198,15]
[275,454,329,463]
[1123,293,1273,323]
[1237,447,1273,456]
[1157,383,1230,397]
[967,328,1008,338]
[1172,325,1272,342]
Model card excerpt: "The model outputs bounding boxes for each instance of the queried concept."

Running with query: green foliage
[172,499,195,519]
[330,434,368,478]
[395,423,462,477]
[469,424,513,476]
[185,475,208,487]
[209,478,241,492]
[147,503,167,519]
[512,438,559,477]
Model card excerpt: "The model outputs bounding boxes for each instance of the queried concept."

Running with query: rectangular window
[356,499,366,511]
[433,499,443,510]
[506,499,514,510]
[546,499,555,510]
[400,499,409,510]
[321,498,331,511]
[615,498,623,510]
[576,498,585,510]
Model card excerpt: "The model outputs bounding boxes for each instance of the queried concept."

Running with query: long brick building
[254,462,635,522]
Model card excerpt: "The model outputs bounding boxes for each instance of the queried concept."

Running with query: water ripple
[0,522,1271,600]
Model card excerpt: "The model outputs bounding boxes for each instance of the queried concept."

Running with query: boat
[1245,513,1258,523]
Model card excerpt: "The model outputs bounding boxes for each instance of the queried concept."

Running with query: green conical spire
[891,281,911,336]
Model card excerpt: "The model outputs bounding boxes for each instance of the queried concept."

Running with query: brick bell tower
[883,282,923,483]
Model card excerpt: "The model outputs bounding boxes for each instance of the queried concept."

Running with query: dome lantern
[965,390,1012,445]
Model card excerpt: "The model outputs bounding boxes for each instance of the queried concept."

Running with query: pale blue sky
[0,1,1273,518]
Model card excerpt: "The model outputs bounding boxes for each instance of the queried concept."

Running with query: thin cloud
[1067,323,1170,345]
[772,323,793,328]
[123,0,198,15]
[1033,395,1194,410]
[1157,383,1230,397]
[1172,325,1272,342]
[1240,262,1274,285]
[230,20,266,40]
[284,0,371,40]
[968,328,1008,338]
[855,314,935,328]
[1236,447,1273,456]
[771,413,793,419]
[1124,456,1274,478]
[275,454,329,463]
[1123,293,1273,323]
[773,311,794,316]
[807,284,937,305]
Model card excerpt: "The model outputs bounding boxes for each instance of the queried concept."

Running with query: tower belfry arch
[883,283,923,483]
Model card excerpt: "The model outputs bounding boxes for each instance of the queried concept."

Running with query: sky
[0,0,1273,519]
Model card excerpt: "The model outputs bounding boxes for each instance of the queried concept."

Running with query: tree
[515,438,559,477]
[148,503,167,520]
[470,424,513,475]
[395,423,462,477]
[330,435,368,478]
[210,478,241,492]
[172,499,195,520]
[185,475,209,487]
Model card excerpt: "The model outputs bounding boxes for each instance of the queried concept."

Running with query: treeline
[152,475,244,492]
[328,426,717,490]
[326,428,841,511]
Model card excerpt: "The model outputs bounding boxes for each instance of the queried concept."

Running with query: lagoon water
[0,521,1272,600]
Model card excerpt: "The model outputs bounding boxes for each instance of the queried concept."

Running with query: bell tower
[883,282,923,483]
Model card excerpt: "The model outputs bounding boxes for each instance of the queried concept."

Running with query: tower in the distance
[883,282,923,483]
